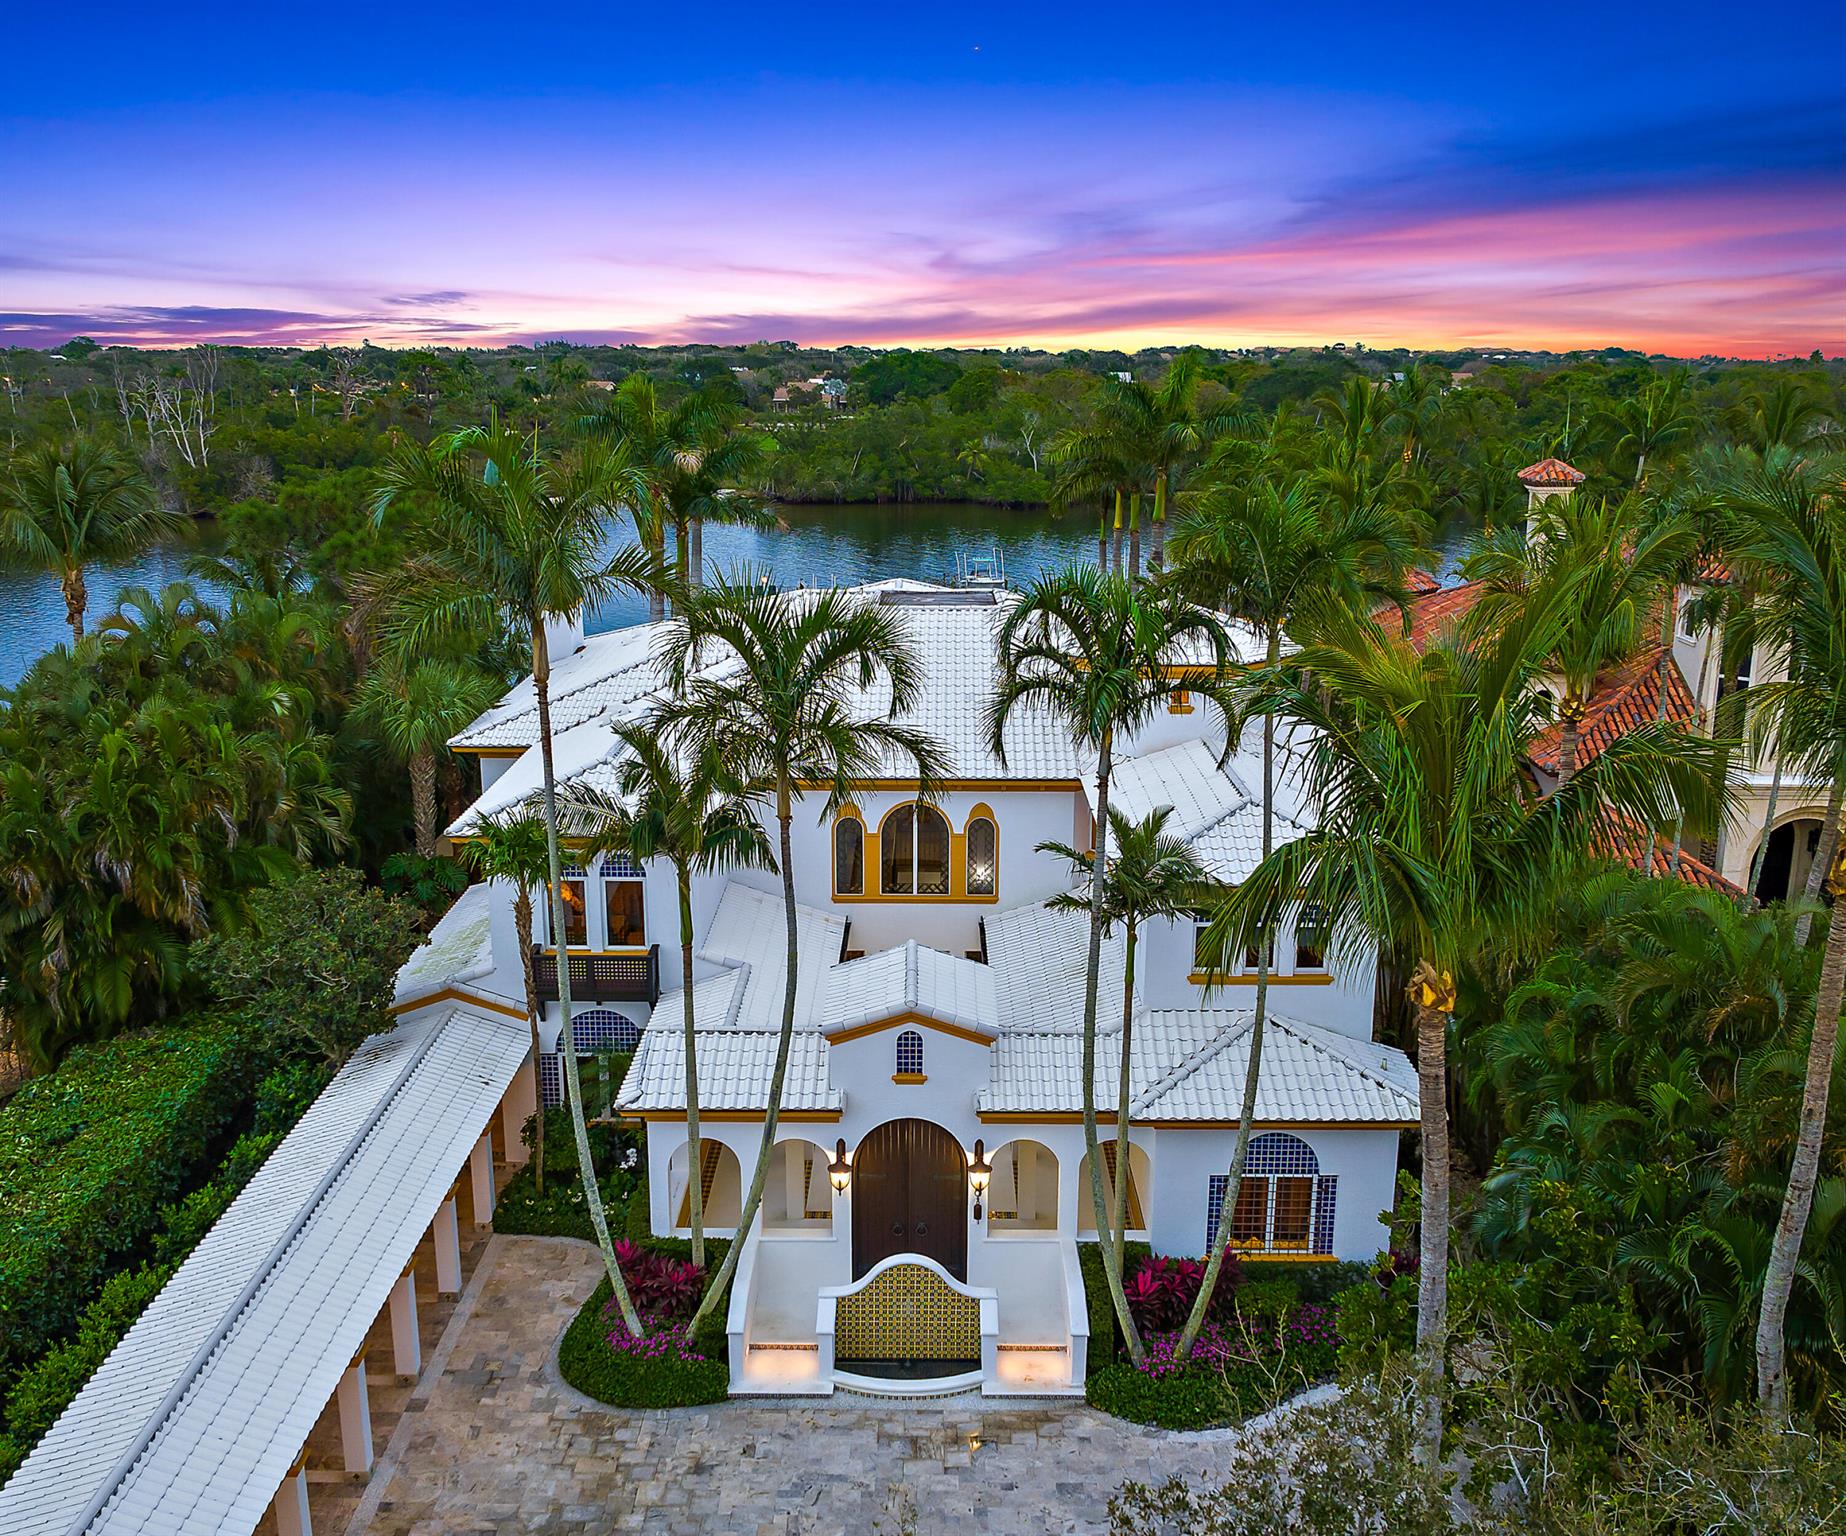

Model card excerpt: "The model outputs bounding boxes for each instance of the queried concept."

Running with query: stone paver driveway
[344,1235,1256,1536]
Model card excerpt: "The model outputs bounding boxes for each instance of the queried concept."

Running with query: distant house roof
[1528,646,1697,776]
[1396,578,1488,650]
[1596,809,1743,897]
[1516,457,1585,487]
[1404,568,1444,596]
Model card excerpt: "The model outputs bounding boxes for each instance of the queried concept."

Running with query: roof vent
[877,589,998,607]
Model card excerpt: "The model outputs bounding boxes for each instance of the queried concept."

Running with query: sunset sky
[4,2,1842,356]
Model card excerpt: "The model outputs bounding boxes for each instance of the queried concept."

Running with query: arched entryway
[1753,814,1827,903]
[851,1118,967,1281]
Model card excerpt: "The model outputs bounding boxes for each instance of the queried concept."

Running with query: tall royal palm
[1166,472,1420,1357]
[374,414,653,1332]
[352,652,500,856]
[1598,373,1696,487]
[988,567,1235,1364]
[1042,806,1209,1246]
[562,721,773,1267]
[462,809,555,1193]
[662,572,948,1327]
[1717,448,1846,1417]
[1,438,184,642]
[1201,593,1723,1454]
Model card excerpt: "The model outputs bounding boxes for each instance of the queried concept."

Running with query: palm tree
[1598,374,1696,487]
[461,810,554,1193]
[1,438,184,642]
[1729,377,1831,454]
[1051,425,1138,576]
[374,413,653,1333]
[561,721,773,1266]
[660,572,948,1328]
[1200,593,1724,1454]
[1165,473,1420,1357]
[1464,494,1698,786]
[1717,449,1846,1417]
[988,566,1236,1364]
[1381,365,1446,467]
[352,653,499,855]
[1041,805,1209,1245]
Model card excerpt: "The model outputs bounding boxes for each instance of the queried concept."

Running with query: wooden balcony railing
[531,945,660,1006]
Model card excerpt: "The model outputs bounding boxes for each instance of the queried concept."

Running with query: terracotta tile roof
[1393,579,1488,650]
[1528,646,1696,775]
[1596,808,1743,896]
[1405,567,1444,596]
[1517,457,1586,486]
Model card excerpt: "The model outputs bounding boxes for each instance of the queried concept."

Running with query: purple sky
[4,4,1842,355]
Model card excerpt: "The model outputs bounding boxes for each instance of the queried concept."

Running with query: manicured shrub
[610,1239,704,1319]
[492,1126,642,1239]
[1291,1258,1373,1307]
[1078,1238,1151,1376]
[251,1060,335,1138]
[557,1237,735,1409]
[0,1014,254,1391]
[1122,1253,1244,1334]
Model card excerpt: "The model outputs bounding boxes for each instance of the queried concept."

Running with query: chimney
[1516,458,1585,543]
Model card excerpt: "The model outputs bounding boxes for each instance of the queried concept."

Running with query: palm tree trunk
[1795,784,1841,948]
[1409,968,1454,1460]
[690,515,704,589]
[691,789,799,1331]
[1127,497,1142,587]
[514,887,545,1195]
[1148,473,1167,576]
[1097,512,1108,571]
[61,565,86,644]
[1111,920,1137,1247]
[1084,729,1143,1364]
[1111,491,1124,576]
[534,625,642,1335]
[1176,632,1279,1360]
[1743,753,1785,909]
[1554,696,1584,788]
[679,865,705,1269]
[1756,820,1845,1417]
[647,523,668,623]
[410,749,439,857]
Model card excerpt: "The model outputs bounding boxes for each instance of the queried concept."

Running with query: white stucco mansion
[448,579,1415,1396]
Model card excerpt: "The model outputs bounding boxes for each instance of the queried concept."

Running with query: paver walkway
[346,1235,1272,1535]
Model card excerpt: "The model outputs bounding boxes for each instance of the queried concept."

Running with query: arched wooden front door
[851,1118,967,1281]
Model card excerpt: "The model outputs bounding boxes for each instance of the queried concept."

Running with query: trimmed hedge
[491,1116,644,1239]
[557,1236,735,1409]
[0,1014,254,1391]
[1077,1238,1151,1378]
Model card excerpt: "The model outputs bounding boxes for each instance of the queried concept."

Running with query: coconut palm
[1465,494,1699,786]
[1,438,185,642]
[561,721,773,1266]
[1199,591,1725,1454]
[1598,374,1696,487]
[1051,424,1140,576]
[1729,377,1832,454]
[461,810,554,1193]
[374,413,653,1333]
[1381,365,1446,467]
[1715,449,1846,1417]
[351,653,499,855]
[1042,805,1210,1245]
[988,566,1236,1364]
[1165,473,1421,1357]
[660,572,949,1328]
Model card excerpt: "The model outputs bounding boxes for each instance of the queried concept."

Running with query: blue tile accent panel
[1245,1132,1319,1177]
[539,1052,563,1108]
[1313,1175,1338,1254]
[598,854,642,878]
[561,863,586,879]
[567,1009,640,1053]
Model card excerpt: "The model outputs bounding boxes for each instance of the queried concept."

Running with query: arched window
[1205,1133,1335,1255]
[894,1029,925,1079]
[669,1139,743,1230]
[834,815,865,896]
[764,1138,834,1231]
[880,804,951,895]
[1078,1141,1151,1235]
[988,1140,1057,1231]
[965,816,998,896]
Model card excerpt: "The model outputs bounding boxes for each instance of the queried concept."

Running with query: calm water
[0,500,1476,688]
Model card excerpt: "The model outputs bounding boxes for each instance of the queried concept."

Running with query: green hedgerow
[557,1237,735,1408]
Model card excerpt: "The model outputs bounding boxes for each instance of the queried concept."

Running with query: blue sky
[4,2,1842,354]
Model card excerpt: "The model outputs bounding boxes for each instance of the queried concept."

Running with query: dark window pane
[965,817,997,896]
[881,806,914,893]
[896,1030,924,1075]
[917,806,950,895]
[1295,903,1329,971]
[604,880,645,947]
[835,818,864,895]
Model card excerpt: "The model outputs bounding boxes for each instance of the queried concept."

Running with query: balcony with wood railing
[531,945,661,1006]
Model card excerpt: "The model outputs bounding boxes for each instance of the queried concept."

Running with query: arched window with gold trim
[834,814,864,896]
[880,803,950,895]
[965,815,997,896]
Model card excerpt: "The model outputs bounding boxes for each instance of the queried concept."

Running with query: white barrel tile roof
[820,939,998,1036]
[617,1030,838,1113]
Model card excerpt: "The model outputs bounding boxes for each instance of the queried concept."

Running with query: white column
[502,1055,536,1163]
[337,1357,374,1475]
[389,1268,421,1379]
[469,1133,496,1225]
[272,1457,312,1536]
[433,1195,462,1296]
